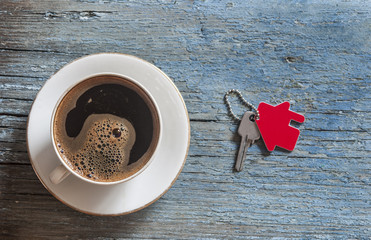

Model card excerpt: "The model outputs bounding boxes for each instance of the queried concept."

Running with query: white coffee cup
[49,73,162,185]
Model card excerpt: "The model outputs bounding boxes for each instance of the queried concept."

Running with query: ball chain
[224,89,260,122]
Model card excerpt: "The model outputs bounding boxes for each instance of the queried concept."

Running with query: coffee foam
[56,114,141,181]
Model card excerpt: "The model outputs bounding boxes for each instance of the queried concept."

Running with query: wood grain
[1,0,370,239]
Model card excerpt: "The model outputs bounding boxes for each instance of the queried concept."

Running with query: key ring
[224,89,260,122]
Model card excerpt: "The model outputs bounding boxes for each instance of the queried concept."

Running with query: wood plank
[1,164,370,238]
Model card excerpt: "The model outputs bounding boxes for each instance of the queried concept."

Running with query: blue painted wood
[0,0,370,239]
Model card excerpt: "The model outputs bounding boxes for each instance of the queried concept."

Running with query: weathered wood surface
[1,0,370,239]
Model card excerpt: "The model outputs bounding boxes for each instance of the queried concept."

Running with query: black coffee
[53,75,160,182]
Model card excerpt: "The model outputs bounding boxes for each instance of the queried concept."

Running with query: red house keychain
[256,101,305,151]
[224,89,305,171]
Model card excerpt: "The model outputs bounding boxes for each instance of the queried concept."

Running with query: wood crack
[1,97,34,102]
[0,162,30,166]
[0,113,28,118]
[0,74,42,79]
[0,47,66,54]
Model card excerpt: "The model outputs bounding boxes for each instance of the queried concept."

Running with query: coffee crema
[53,75,160,182]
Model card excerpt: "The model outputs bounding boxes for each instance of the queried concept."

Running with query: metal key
[235,111,261,171]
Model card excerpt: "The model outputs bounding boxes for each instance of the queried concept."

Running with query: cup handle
[49,164,71,184]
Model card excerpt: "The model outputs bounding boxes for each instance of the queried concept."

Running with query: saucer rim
[27,53,190,216]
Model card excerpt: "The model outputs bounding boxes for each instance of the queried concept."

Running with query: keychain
[224,89,305,171]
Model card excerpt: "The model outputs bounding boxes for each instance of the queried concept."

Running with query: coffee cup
[49,74,161,185]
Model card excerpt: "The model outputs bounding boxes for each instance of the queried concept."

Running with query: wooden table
[1,0,370,239]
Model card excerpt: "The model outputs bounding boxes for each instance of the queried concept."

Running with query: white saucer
[27,53,190,215]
